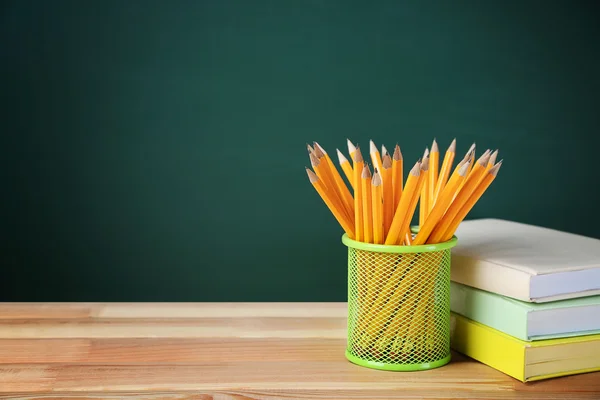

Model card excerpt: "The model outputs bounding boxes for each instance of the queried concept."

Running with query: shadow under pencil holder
[342,233,458,371]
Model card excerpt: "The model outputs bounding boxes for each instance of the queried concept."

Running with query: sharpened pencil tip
[347,139,356,155]
[490,161,502,176]
[449,138,456,152]
[458,161,470,176]
[312,142,325,158]
[488,149,499,166]
[313,141,327,155]
[421,156,430,171]
[362,163,372,178]
[336,149,348,164]
[372,171,382,186]
[410,161,421,176]
[393,144,402,160]
[353,146,364,163]
[477,150,491,166]
[306,168,319,183]
[370,140,378,154]
[382,154,392,169]
[309,152,320,167]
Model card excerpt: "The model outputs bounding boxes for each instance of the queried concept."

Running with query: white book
[451,219,600,303]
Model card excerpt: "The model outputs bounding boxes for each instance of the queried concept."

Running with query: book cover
[451,219,600,302]
[450,281,600,341]
[450,313,600,382]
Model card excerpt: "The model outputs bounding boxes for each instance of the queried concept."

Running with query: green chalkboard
[1,0,599,301]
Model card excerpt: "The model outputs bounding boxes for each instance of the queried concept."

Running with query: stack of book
[449,219,600,382]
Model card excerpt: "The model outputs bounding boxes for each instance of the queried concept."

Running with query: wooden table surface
[0,303,599,399]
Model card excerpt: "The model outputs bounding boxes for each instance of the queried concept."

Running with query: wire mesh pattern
[346,245,452,369]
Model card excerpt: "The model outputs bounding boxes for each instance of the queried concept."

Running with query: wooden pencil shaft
[312,152,353,223]
[320,146,355,221]
[307,169,354,238]
[337,149,354,189]
[392,145,403,211]
[429,140,439,212]
[385,162,421,245]
[440,163,501,241]
[419,155,430,226]
[413,161,469,245]
[372,171,384,244]
[361,164,373,243]
[382,155,394,237]
[347,139,357,163]
[433,139,456,202]
[370,140,383,173]
[398,165,427,245]
[353,149,364,242]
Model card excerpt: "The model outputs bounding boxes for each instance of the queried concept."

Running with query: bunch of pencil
[306,139,501,245]
[306,138,502,358]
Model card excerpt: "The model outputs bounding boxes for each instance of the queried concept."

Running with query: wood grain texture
[0,303,597,399]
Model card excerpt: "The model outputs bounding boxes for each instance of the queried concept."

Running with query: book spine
[450,282,530,341]
[450,313,526,382]
[450,255,533,302]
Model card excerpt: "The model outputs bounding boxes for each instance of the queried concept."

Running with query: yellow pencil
[464,146,476,176]
[336,149,354,189]
[485,150,498,173]
[452,144,474,195]
[433,138,456,204]
[347,139,357,165]
[312,145,339,191]
[476,149,498,187]
[392,144,403,210]
[381,154,394,237]
[314,142,354,219]
[310,152,352,223]
[465,143,476,159]
[457,149,488,195]
[370,140,383,173]
[385,161,421,245]
[372,169,384,244]
[428,139,439,212]
[353,148,364,242]
[381,144,389,159]
[419,148,430,226]
[439,161,502,242]
[413,161,470,245]
[398,157,428,244]
[465,150,491,185]
[362,164,373,244]
[428,153,490,244]
[306,168,354,238]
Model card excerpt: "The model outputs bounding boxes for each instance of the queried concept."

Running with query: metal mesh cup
[342,232,458,371]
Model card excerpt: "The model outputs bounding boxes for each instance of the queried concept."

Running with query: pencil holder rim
[341,233,457,253]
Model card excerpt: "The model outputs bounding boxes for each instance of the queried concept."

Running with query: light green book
[450,281,600,341]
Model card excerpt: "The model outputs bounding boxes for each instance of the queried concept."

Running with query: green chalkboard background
[2,0,599,301]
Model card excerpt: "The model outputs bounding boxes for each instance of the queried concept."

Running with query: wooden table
[0,303,598,399]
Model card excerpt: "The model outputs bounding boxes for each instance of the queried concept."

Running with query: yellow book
[450,313,600,382]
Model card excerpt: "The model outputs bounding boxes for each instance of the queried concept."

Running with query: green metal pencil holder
[342,233,458,371]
